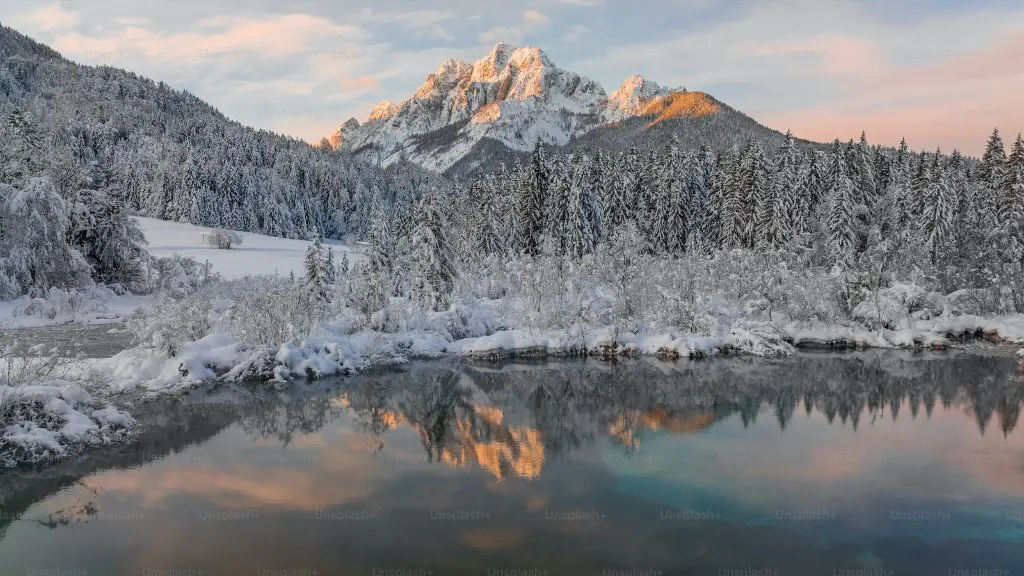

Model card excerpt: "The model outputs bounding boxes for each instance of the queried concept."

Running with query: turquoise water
[1,351,1022,575]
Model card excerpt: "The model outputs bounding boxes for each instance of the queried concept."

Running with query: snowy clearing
[1,218,366,329]
[136,217,364,281]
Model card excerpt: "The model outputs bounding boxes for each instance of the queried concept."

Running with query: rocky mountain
[330,43,805,178]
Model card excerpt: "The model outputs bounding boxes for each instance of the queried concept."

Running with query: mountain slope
[0,24,434,241]
[330,43,808,177]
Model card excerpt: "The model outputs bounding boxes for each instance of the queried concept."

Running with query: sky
[3,0,1023,156]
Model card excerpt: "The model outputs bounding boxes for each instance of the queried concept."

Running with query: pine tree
[920,162,955,266]
[827,151,857,271]
[411,191,458,311]
[1005,134,1024,223]
[469,175,505,256]
[518,142,549,255]
[303,236,328,301]
[740,139,771,248]
[719,146,745,248]
[686,158,713,254]
[662,148,690,255]
[324,246,337,285]
[769,131,802,247]
[564,155,598,258]
[979,128,1008,227]
[852,131,877,207]
[544,155,571,250]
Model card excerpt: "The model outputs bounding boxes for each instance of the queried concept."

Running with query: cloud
[567,0,1024,154]
[523,10,550,26]
[50,13,369,64]
[478,9,550,45]
[478,26,525,45]
[563,24,590,42]
[4,0,1022,153]
[9,3,79,32]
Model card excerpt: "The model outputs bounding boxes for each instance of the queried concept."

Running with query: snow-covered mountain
[330,43,759,175]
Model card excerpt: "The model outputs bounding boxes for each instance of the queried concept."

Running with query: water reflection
[0,351,1022,575]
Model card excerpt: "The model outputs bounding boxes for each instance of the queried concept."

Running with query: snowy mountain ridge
[330,43,720,173]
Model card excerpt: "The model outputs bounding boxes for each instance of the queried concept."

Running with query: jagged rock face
[603,74,672,121]
[331,43,720,173]
[328,117,360,149]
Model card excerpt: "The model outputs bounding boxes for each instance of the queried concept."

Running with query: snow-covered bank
[0,382,135,468]
[136,217,363,280]
[89,299,1024,397]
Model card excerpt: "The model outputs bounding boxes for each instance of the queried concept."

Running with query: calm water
[2,351,1024,576]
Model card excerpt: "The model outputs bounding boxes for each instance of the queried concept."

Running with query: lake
[2,350,1023,576]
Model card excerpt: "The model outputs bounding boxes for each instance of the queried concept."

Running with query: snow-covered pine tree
[662,147,690,255]
[68,172,148,287]
[303,236,328,301]
[601,150,630,238]
[920,158,956,266]
[544,154,571,251]
[649,144,678,254]
[410,191,458,311]
[853,131,878,207]
[324,246,337,285]
[367,208,397,296]
[1005,133,1024,224]
[564,154,598,258]
[1007,135,1024,255]
[769,131,802,247]
[909,152,933,223]
[582,152,606,246]
[741,139,771,249]
[718,146,745,248]
[827,150,858,272]
[518,142,549,255]
[696,142,721,250]
[978,128,1008,227]
[338,251,349,281]
[469,174,505,256]
[0,108,46,186]
[686,154,713,254]
[805,150,829,210]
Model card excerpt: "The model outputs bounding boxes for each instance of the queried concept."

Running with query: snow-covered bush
[10,286,113,321]
[205,228,243,249]
[148,254,218,297]
[0,382,135,468]
[127,291,218,357]
[947,289,1001,317]
[226,275,339,345]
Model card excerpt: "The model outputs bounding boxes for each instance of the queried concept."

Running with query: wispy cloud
[3,0,1021,151]
[563,24,590,43]
[9,3,79,33]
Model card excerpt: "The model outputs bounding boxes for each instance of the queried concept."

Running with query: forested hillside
[0,24,441,242]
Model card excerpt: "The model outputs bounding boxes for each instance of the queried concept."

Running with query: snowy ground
[136,217,363,280]
[0,218,366,329]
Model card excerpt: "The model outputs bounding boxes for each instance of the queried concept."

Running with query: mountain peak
[605,74,671,120]
[328,43,736,173]
[329,117,361,148]
[368,100,399,122]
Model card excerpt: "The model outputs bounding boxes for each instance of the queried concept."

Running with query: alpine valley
[328,42,808,178]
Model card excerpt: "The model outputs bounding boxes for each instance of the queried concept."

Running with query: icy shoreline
[90,313,1024,394]
[4,312,1022,469]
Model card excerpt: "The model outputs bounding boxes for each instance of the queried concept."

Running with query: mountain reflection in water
[1,350,1022,576]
